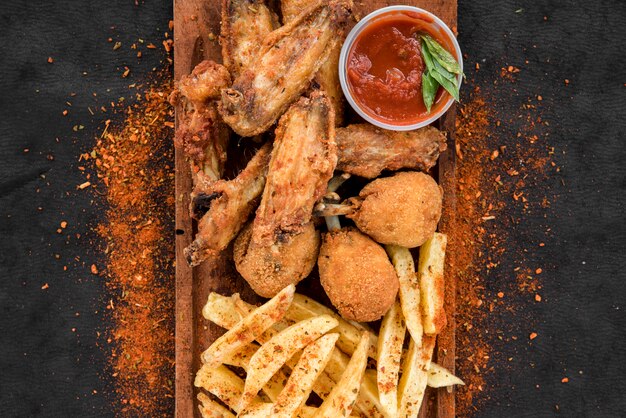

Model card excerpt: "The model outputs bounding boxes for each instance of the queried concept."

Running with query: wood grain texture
[174,1,457,417]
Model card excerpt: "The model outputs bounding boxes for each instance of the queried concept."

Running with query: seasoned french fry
[398,336,436,417]
[194,364,245,412]
[377,301,406,417]
[272,333,339,417]
[427,362,465,388]
[197,392,235,418]
[222,342,258,368]
[239,403,356,418]
[321,348,385,418]
[202,292,242,328]
[317,332,370,417]
[290,293,378,359]
[385,244,423,346]
[202,293,384,417]
[206,292,379,358]
[233,294,294,336]
[201,284,295,367]
[240,315,339,410]
[418,232,448,335]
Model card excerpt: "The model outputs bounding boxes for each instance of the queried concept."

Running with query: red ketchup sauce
[347,12,455,125]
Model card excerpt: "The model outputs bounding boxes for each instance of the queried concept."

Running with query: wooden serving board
[174,1,458,417]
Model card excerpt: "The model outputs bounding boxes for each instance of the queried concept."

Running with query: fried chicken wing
[251,91,337,245]
[335,124,447,178]
[280,0,308,22]
[282,0,348,126]
[219,1,351,136]
[170,60,232,181]
[184,142,272,266]
[220,0,278,79]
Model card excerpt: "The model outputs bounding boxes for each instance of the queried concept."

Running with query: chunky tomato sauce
[347,12,454,125]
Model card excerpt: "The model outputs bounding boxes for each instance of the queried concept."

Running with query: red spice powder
[91,79,176,416]
[452,73,558,416]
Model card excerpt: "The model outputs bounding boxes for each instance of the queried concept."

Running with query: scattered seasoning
[41,283,49,290]
[48,57,54,63]
[451,61,558,415]
[561,377,569,383]
[90,73,174,417]
[529,332,538,340]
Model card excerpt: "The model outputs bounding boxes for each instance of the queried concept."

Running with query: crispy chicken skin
[184,142,272,266]
[318,227,399,322]
[170,60,232,181]
[336,124,447,178]
[234,222,320,297]
[220,0,278,78]
[280,0,309,22]
[252,91,337,245]
[219,1,351,136]
[348,171,443,248]
[282,0,348,126]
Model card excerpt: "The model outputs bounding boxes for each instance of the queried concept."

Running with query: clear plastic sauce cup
[339,6,463,131]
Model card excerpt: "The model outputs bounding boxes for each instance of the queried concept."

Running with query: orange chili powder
[452,68,558,416]
[92,77,176,416]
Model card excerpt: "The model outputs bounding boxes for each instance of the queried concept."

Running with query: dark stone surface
[0,0,624,417]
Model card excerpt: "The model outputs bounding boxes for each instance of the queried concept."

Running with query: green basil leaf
[430,69,459,102]
[433,56,457,82]
[422,71,439,113]
[421,34,463,75]
[421,39,436,72]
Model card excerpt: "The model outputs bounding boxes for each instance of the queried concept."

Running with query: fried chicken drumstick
[315,171,443,248]
[234,92,336,296]
[220,0,351,136]
[319,226,399,322]
[336,124,447,178]
[185,142,272,267]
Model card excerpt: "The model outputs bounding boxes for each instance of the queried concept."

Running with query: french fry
[385,244,423,346]
[321,348,385,418]
[201,284,295,367]
[222,342,259,369]
[272,333,339,417]
[240,315,339,410]
[202,293,384,417]
[377,301,406,417]
[418,232,448,335]
[290,293,378,359]
[317,332,370,417]
[202,292,242,328]
[205,292,379,358]
[398,336,436,417]
[427,362,465,388]
[194,364,245,412]
[197,392,235,418]
[233,294,294,336]
[239,403,357,418]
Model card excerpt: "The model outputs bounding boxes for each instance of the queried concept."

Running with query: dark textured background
[1,0,625,417]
